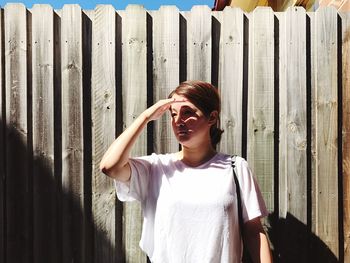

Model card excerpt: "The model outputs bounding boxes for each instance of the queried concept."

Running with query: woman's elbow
[99,160,115,177]
[99,161,131,181]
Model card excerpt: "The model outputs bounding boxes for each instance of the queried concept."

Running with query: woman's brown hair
[168,81,224,147]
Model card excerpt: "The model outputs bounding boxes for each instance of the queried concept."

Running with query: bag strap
[231,155,245,263]
[231,155,244,234]
[232,156,255,263]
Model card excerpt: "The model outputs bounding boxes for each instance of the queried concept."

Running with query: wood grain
[31,4,57,263]
[187,6,212,82]
[151,6,180,154]
[279,6,307,223]
[4,4,31,263]
[61,5,85,263]
[314,6,339,260]
[217,7,245,156]
[91,5,118,263]
[247,7,275,212]
[121,5,148,263]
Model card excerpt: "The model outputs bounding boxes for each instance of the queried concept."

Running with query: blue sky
[0,0,214,10]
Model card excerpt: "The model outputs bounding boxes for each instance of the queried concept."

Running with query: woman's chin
[176,134,191,144]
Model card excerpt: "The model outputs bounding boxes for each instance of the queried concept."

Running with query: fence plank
[0,6,4,263]
[187,6,212,82]
[4,4,31,263]
[122,5,148,263]
[61,5,85,263]
[314,6,339,260]
[91,5,118,263]
[31,4,57,263]
[218,7,245,156]
[278,6,308,261]
[247,7,275,212]
[152,6,180,154]
[279,5,308,224]
[341,11,350,263]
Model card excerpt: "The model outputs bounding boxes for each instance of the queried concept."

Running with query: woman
[100,81,273,263]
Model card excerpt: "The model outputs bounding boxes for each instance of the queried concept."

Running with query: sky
[0,0,214,10]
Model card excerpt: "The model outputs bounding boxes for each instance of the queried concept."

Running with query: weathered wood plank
[187,5,212,82]
[4,4,31,263]
[91,5,118,263]
[279,6,307,223]
[314,6,339,260]
[151,6,180,154]
[121,5,148,263]
[61,5,85,263]
[341,11,350,263]
[217,7,244,156]
[278,7,308,261]
[247,7,275,212]
[0,6,4,263]
[31,4,57,263]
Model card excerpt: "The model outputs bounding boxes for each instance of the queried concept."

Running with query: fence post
[218,7,245,156]
[32,4,57,263]
[4,4,31,263]
[151,6,180,154]
[91,4,119,263]
[247,7,275,213]
[313,6,339,260]
[121,5,148,263]
[187,6,212,82]
[61,4,85,263]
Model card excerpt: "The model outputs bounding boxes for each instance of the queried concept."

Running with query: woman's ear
[208,111,219,125]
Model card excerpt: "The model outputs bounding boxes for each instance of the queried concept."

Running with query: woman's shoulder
[134,152,176,164]
[217,153,246,162]
[217,153,250,169]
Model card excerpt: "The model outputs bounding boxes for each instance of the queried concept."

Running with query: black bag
[231,156,253,263]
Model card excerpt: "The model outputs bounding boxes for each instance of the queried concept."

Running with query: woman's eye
[171,113,177,118]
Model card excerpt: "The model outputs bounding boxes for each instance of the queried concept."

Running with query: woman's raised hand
[100,97,185,181]
[143,98,185,122]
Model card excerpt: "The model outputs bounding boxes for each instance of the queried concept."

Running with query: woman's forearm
[257,232,273,263]
[99,112,149,180]
[244,218,273,263]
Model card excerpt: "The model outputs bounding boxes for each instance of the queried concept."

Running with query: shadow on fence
[267,213,338,263]
[0,121,123,263]
[0,118,340,262]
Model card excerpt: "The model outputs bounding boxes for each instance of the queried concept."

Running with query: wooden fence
[0,3,349,263]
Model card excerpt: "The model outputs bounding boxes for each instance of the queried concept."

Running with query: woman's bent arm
[99,113,149,181]
[99,98,182,181]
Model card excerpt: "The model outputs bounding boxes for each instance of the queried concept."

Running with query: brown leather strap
[212,0,231,11]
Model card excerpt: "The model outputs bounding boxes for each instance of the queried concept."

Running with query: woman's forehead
[170,94,198,111]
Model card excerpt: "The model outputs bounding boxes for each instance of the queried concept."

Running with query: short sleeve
[235,157,269,223]
[114,154,155,202]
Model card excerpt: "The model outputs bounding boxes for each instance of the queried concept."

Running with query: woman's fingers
[146,97,187,121]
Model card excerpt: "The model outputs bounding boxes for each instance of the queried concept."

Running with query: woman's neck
[178,144,217,167]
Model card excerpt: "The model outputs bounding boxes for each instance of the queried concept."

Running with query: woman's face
[169,94,214,148]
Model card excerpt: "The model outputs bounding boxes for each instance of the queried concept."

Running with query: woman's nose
[174,115,184,126]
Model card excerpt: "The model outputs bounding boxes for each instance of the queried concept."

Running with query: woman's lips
[177,129,188,135]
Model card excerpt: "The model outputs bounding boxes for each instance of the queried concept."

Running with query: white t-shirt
[115,152,268,263]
